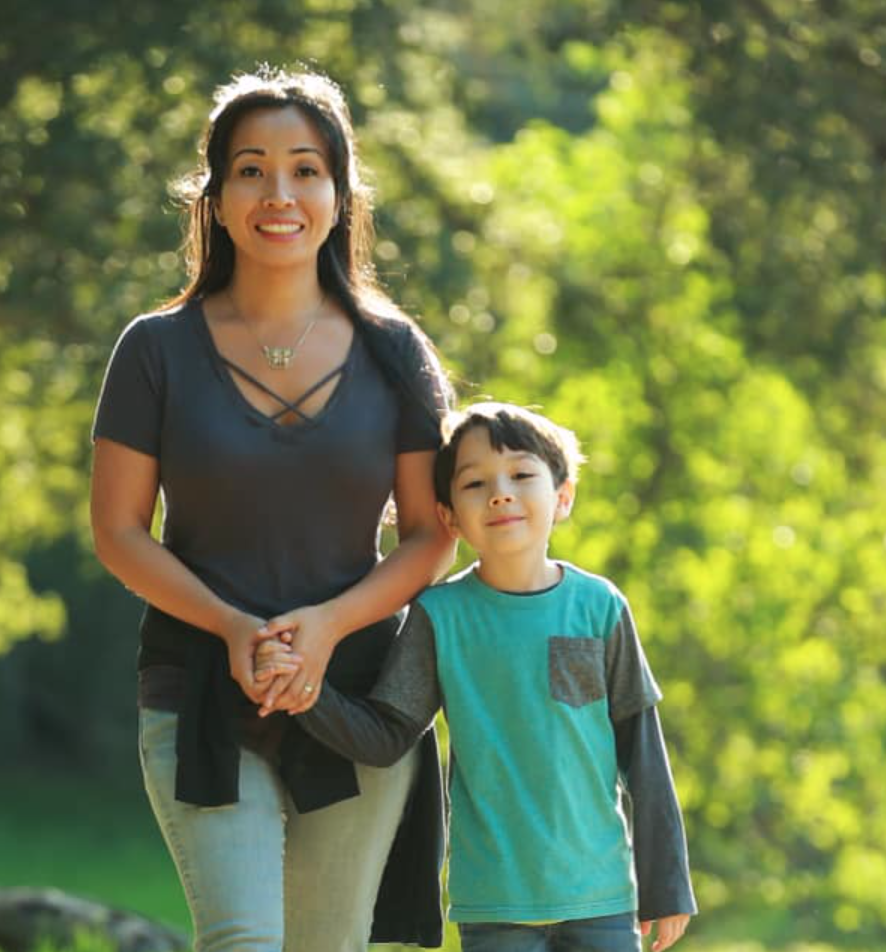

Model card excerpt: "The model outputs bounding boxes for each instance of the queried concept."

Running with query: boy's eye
[461,479,484,490]
[514,471,536,480]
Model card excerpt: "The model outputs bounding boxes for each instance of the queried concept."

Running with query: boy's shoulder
[560,562,627,604]
[416,564,477,611]
[557,563,631,629]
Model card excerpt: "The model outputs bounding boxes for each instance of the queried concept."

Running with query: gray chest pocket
[548,636,606,708]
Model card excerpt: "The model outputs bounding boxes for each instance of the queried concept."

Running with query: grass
[0,764,189,932]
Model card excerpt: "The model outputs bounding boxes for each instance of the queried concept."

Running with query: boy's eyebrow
[453,451,540,479]
[231,146,325,159]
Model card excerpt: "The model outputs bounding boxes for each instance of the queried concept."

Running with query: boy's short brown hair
[433,402,584,508]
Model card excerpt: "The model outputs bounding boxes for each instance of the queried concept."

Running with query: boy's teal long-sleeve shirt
[299,563,697,924]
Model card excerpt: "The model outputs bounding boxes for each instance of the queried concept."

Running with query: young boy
[258,402,696,952]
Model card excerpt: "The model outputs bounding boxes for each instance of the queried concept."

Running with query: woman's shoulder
[355,295,451,413]
[355,292,426,343]
[110,300,201,357]
[124,299,200,338]
[364,307,422,347]
[371,311,444,381]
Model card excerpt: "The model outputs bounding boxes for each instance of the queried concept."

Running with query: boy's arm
[297,691,427,767]
[614,707,698,922]
[297,602,442,768]
[604,599,696,940]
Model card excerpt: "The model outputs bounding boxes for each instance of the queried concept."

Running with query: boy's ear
[436,502,461,539]
[554,479,575,523]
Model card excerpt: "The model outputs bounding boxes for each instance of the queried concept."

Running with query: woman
[90,66,453,952]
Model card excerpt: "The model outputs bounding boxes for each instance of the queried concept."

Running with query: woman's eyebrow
[231,146,324,159]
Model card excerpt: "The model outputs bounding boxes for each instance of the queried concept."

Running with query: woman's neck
[227,262,324,326]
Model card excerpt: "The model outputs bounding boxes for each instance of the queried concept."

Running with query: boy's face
[438,426,574,561]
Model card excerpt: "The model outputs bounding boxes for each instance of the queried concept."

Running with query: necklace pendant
[263,345,296,369]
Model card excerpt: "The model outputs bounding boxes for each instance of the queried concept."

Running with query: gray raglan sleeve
[614,709,698,921]
[297,602,442,768]
[607,598,696,920]
[605,602,663,722]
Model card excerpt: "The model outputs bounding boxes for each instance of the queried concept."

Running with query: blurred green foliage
[2,0,885,948]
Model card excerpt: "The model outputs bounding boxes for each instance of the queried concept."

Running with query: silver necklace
[227,290,323,370]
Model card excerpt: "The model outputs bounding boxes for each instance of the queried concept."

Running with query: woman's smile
[255,219,307,239]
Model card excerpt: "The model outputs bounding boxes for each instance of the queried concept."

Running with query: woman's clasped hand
[251,604,344,715]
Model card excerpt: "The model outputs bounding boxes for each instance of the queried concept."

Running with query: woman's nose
[262,174,297,207]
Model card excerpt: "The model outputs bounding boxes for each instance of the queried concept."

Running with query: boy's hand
[640,914,689,951]
[254,633,301,682]
[258,602,339,715]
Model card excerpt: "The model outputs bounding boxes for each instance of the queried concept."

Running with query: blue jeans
[459,915,641,952]
[139,708,419,952]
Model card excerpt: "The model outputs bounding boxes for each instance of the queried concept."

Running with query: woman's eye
[296,165,319,177]
[237,165,262,178]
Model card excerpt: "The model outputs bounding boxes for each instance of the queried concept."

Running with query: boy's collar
[470,560,565,597]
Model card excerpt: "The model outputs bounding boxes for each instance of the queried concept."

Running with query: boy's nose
[488,485,515,506]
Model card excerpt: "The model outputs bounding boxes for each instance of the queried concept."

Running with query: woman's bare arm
[90,437,274,700]
[259,448,456,714]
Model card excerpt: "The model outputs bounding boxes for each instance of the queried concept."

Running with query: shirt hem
[450,895,636,924]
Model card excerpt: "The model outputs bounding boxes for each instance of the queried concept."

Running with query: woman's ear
[553,479,575,523]
[213,199,226,228]
[437,502,461,540]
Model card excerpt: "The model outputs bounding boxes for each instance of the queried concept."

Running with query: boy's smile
[439,426,574,587]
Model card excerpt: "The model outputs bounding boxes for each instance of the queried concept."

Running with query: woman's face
[215,105,338,273]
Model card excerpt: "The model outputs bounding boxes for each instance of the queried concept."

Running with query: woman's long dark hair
[164,65,450,417]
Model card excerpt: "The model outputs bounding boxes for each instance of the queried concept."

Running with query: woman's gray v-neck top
[93,299,447,670]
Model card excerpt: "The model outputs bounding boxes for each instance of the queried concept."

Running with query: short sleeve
[92,316,164,457]
[605,600,663,722]
[394,323,450,454]
[370,602,442,727]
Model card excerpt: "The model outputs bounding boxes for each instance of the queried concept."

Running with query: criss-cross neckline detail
[219,355,345,424]
[195,300,354,429]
